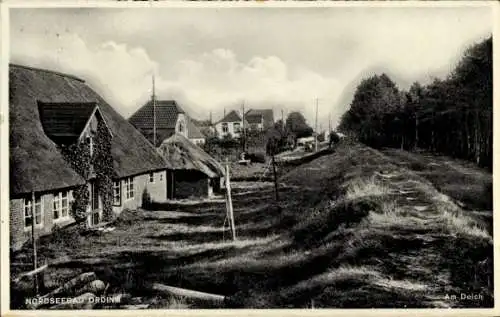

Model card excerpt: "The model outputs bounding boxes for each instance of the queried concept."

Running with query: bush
[142,188,152,209]
[246,152,266,163]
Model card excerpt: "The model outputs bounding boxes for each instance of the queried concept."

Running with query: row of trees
[266,111,314,155]
[338,36,492,170]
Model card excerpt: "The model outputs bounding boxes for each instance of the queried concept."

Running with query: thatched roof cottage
[9,64,168,250]
[157,134,225,199]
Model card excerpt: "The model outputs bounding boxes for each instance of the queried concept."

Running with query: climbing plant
[93,120,114,221]
[60,113,115,225]
[61,141,91,227]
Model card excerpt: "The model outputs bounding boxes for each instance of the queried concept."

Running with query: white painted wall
[215,121,243,139]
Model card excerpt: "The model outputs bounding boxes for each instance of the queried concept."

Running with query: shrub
[142,188,152,210]
[246,152,266,163]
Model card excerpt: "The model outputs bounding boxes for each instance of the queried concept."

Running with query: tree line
[338,36,492,170]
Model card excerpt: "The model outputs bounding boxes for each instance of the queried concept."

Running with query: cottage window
[222,123,228,133]
[160,173,163,181]
[149,172,155,183]
[234,123,241,133]
[113,181,121,206]
[125,177,135,200]
[86,136,94,157]
[53,191,70,220]
[24,195,43,228]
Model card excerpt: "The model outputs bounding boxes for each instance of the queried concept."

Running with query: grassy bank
[11,142,492,309]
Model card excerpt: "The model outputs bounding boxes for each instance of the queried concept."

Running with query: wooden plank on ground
[151,283,225,304]
[13,263,48,283]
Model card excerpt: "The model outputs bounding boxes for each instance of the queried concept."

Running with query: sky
[10,6,493,130]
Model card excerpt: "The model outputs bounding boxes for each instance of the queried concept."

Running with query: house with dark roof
[128,99,206,147]
[186,119,206,146]
[9,64,169,250]
[157,134,225,199]
[214,110,248,139]
[245,109,275,131]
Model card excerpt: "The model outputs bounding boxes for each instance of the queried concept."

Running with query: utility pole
[152,74,157,147]
[242,100,247,153]
[315,98,319,152]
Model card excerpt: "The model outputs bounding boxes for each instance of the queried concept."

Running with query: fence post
[225,160,236,241]
[31,191,39,295]
[272,154,279,202]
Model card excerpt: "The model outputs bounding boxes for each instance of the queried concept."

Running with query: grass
[10,142,493,309]
[345,176,392,201]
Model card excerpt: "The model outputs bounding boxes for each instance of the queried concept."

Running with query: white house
[215,110,248,139]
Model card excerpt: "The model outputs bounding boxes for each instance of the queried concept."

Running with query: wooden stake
[272,154,279,202]
[225,161,236,240]
[31,191,39,295]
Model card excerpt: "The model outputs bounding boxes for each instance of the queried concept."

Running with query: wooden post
[225,161,236,240]
[31,191,39,295]
[271,154,279,202]
[242,101,247,153]
[315,98,319,152]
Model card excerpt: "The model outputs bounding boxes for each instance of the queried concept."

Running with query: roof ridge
[10,63,86,83]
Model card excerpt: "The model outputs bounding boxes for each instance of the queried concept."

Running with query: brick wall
[9,190,74,250]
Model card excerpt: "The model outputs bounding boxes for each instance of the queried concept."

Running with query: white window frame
[113,181,121,206]
[159,173,163,181]
[125,177,135,200]
[149,172,155,183]
[222,123,228,133]
[53,190,71,221]
[24,195,43,230]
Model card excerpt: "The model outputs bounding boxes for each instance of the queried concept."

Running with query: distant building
[214,110,248,139]
[187,119,206,146]
[129,99,207,147]
[245,109,274,131]
[157,134,225,199]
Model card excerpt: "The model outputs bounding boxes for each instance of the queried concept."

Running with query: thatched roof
[10,64,167,195]
[157,133,225,178]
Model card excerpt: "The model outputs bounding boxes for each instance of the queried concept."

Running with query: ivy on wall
[60,111,114,226]
[93,121,114,221]
[61,142,91,228]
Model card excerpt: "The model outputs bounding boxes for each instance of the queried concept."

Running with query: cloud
[155,49,345,126]
[11,32,160,118]
[11,32,343,126]
[10,6,492,130]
